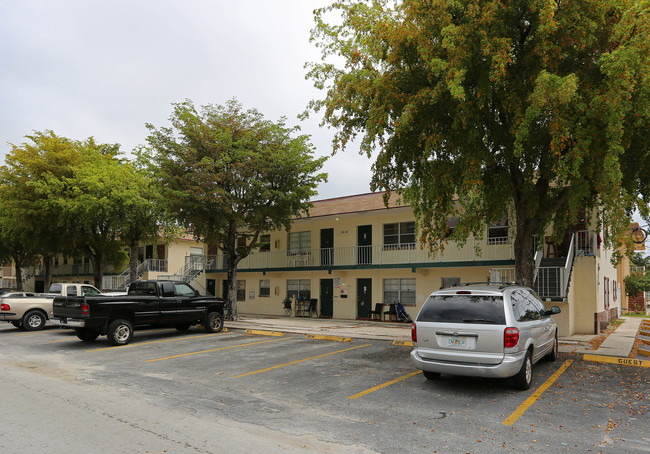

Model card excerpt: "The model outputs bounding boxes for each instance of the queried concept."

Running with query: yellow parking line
[348,370,422,400]
[503,360,573,426]
[86,332,232,353]
[245,329,284,337]
[393,340,413,347]
[146,336,293,362]
[583,354,650,368]
[235,343,372,378]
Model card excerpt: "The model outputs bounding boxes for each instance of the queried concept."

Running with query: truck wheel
[107,319,134,346]
[203,311,223,333]
[76,328,100,342]
[175,323,192,332]
[22,310,46,331]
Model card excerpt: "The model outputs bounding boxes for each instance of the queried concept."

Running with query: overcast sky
[0,0,375,201]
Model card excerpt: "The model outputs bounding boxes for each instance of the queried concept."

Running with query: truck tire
[22,310,46,331]
[76,328,100,342]
[203,311,223,333]
[107,319,134,346]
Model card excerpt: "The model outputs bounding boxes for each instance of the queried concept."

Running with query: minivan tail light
[0,303,9,311]
[411,323,417,342]
[504,327,520,348]
[456,291,471,294]
[81,303,90,315]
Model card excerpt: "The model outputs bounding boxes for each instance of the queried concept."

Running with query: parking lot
[1,323,649,453]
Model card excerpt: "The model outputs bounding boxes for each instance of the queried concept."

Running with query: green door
[320,279,334,318]
[357,278,372,319]
[357,225,372,264]
[206,279,216,297]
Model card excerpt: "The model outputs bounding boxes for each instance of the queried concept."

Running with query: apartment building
[9,192,630,336]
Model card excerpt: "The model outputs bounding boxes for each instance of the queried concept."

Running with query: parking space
[1,323,649,453]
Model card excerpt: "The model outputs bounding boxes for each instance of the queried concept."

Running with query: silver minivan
[410,283,561,390]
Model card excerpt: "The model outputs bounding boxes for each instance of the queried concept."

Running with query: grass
[622,311,648,318]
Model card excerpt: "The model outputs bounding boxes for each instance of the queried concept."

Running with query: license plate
[447,336,467,347]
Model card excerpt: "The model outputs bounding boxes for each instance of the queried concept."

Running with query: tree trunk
[42,255,53,291]
[227,258,239,320]
[513,209,539,288]
[13,256,23,291]
[89,253,105,290]
[129,239,139,284]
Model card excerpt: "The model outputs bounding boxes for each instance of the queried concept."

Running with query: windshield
[417,295,506,324]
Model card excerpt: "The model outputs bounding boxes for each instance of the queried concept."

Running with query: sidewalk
[226,314,647,358]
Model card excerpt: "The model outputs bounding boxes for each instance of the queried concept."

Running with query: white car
[410,283,561,390]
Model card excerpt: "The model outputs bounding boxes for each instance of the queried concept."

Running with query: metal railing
[103,259,168,290]
[203,237,514,272]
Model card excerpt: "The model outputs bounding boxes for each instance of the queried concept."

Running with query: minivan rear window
[417,295,506,324]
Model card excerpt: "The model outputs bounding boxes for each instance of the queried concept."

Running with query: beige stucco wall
[216,265,504,320]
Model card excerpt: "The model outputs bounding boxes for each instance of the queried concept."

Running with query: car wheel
[11,320,22,329]
[545,336,559,362]
[76,328,101,342]
[203,311,223,333]
[22,310,46,331]
[513,351,533,390]
[423,371,441,380]
[107,319,134,346]
[175,323,192,332]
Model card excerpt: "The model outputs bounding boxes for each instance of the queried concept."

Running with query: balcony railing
[205,237,513,271]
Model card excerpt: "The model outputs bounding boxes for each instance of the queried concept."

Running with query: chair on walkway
[282,298,292,317]
[308,298,319,318]
[369,303,383,321]
[383,303,397,322]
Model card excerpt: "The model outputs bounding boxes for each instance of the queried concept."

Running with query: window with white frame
[259,234,271,252]
[236,280,246,301]
[288,231,311,254]
[488,218,508,244]
[287,279,311,301]
[383,278,416,306]
[383,222,415,248]
[259,279,270,297]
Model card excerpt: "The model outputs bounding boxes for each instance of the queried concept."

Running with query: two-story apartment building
[12,192,630,336]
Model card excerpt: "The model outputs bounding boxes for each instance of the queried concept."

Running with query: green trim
[205,259,514,274]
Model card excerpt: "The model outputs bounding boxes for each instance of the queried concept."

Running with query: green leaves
[307,0,650,285]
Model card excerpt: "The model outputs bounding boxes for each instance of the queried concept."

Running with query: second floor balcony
[205,237,514,272]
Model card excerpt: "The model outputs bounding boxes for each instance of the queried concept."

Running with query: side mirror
[195,290,200,297]
[546,306,561,316]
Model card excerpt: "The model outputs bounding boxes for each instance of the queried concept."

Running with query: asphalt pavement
[226,313,648,358]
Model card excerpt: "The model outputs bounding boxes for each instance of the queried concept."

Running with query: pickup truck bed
[53,280,225,345]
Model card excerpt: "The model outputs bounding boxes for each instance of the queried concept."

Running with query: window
[383,278,416,306]
[418,295,506,324]
[237,280,246,301]
[288,231,311,254]
[175,283,197,297]
[488,218,508,244]
[287,279,311,301]
[441,277,460,288]
[259,279,270,297]
[613,280,617,302]
[259,234,271,252]
[446,218,458,238]
[511,290,543,321]
[383,222,415,247]
[604,277,610,309]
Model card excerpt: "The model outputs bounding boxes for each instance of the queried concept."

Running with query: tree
[306,0,650,286]
[0,131,78,289]
[142,99,327,318]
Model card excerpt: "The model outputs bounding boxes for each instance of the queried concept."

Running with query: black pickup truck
[52,280,225,345]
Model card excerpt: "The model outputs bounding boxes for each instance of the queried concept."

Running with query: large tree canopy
[0,131,158,289]
[307,0,650,286]
[142,99,327,317]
